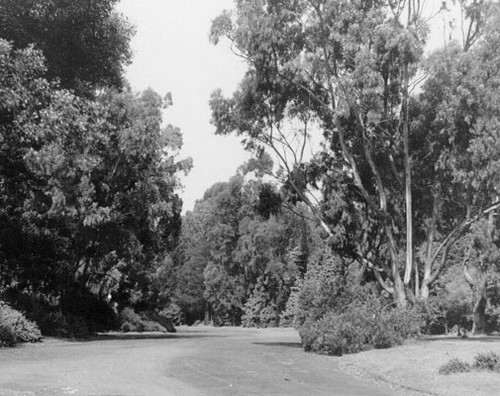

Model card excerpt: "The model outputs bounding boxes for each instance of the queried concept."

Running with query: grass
[339,335,500,396]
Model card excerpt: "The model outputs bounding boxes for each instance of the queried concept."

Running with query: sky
[117,0,250,213]
[116,1,463,214]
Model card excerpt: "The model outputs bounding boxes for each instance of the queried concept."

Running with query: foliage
[292,244,422,355]
[279,279,302,328]
[473,352,500,372]
[0,0,134,94]
[0,302,41,346]
[0,36,190,331]
[209,0,431,307]
[173,172,310,326]
[150,307,178,332]
[209,0,500,314]
[299,301,422,356]
[439,358,472,375]
[438,352,500,375]
[118,307,167,333]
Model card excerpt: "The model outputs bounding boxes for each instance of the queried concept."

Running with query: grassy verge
[338,335,500,396]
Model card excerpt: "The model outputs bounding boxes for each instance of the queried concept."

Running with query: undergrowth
[439,352,500,374]
[0,302,42,347]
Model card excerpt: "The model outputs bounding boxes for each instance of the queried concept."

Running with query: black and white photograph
[1,1,500,395]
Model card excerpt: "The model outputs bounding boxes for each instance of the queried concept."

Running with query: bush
[158,304,182,325]
[439,358,471,375]
[61,287,119,334]
[0,302,42,346]
[118,307,166,333]
[473,352,500,372]
[152,308,177,333]
[298,301,422,356]
[39,312,91,339]
[4,287,119,338]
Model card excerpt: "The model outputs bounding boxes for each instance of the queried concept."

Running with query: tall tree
[210,0,429,306]
[210,0,500,307]
[0,39,191,315]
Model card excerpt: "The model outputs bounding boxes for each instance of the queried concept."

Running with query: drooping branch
[426,200,500,286]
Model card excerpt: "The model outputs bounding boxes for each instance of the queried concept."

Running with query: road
[0,326,401,396]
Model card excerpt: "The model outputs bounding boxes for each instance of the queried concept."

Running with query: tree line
[3,0,500,354]
[166,0,500,346]
[0,0,190,337]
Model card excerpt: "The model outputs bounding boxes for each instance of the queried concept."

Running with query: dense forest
[2,0,500,356]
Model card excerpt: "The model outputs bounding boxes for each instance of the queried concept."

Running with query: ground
[340,335,500,396]
[0,327,499,395]
[0,326,397,396]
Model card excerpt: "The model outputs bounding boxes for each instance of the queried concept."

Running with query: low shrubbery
[0,302,42,347]
[439,357,471,375]
[119,307,169,333]
[5,287,119,338]
[299,301,422,355]
[151,307,178,332]
[439,352,500,374]
[472,352,500,372]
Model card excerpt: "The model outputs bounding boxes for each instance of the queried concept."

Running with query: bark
[464,258,487,335]
[402,62,413,286]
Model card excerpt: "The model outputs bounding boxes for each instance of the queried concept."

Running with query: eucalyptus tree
[210,0,429,307]
[210,0,500,308]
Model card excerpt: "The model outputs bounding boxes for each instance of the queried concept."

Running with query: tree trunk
[470,267,488,335]
[420,281,430,300]
[403,61,413,286]
[464,257,488,335]
[393,275,407,308]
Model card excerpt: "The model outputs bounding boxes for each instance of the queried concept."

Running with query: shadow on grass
[425,335,500,343]
[253,341,303,348]
[79,330,225,342]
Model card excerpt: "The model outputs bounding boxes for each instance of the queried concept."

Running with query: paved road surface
[0,326,401,396]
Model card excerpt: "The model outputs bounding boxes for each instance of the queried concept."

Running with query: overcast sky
[117,0,250,213]
[116,1,462,214]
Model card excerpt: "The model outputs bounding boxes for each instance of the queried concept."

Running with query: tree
[0,0,134,94]
[210,0,500,308]
[412,7,500,310]
[210,0,429,306]
[173,168,314,326]
[0,39,191,327]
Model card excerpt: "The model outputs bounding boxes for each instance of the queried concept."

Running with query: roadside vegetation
[0,0,188,345]
[2,0,500,361]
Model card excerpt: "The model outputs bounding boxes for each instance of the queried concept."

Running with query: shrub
[0,320,16,347]
[158,304,182,325]
[473,352,500,372]
[141,320,166,333]
[152,308,177,333]
[439,358,471,375]
[0,302,42,346]
[298,301,422,356]
[118,307,166,333]
[61,287,119,334]
[279,280,301,328]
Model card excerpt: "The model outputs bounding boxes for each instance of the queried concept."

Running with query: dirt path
[0,326,401,396]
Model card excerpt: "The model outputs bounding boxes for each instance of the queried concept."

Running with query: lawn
[338,335,500,396]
